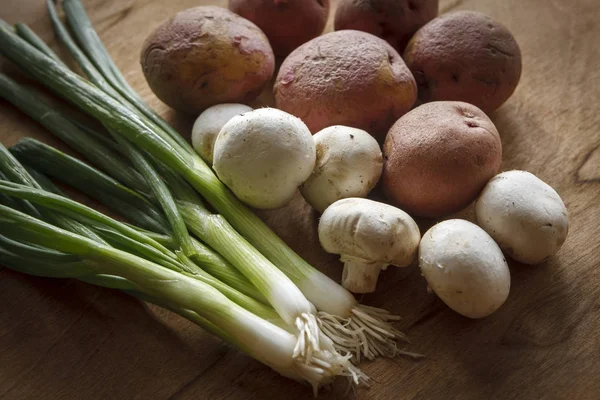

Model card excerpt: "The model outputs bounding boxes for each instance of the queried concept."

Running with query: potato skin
[140,6,275,114]
[274,30,417,139]
[403,11,522,113]
[382,101,502,218]
[229,0,330,57]
[334,0,438,54]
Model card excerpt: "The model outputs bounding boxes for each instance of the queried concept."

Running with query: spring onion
[1,142,286,327]
[61,0,193,154]
[0,73,148,193]
[0,176,278,328]
[0,141,107,243]
[0,241,234,343]
[46,1,196,257]
[15,22,63,62]
[0,203,367,392]
[0,241,239,348]
[0,144,284,368]
[10,138,269,305]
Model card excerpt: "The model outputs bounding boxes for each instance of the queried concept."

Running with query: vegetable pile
[0,0,571,396]
[0,0,420,394]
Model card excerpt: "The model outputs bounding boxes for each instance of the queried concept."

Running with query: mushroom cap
[191,103,253,163]
[318,198,420,266]
[300,126,383,213]
[213,108,316,209]
[419,219,510,318]
[475,170,569,264]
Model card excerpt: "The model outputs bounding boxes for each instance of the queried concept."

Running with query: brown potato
[229,0,330,57]
[140,6,275,114]
[404,11,522,113]
[382,101,502,218]
[274,30,417,140]
[334,0,438,54]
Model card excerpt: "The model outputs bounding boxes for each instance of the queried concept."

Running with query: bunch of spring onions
[0,141,368,391]
[0,0,419,387]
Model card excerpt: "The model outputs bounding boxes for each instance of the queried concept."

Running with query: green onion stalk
[9,136,268,307]
[46,0,195,259]
[61,0,192,154]
[15,22,63,63]
[0,142,275,324]
[0,77,269,306]
[0,243,236,347]
[0,172,282,332]
[0,204,367,393]
[0,5,411,361]
[0,242,234,343]
[0,75,148,193]
[0,141,106,244]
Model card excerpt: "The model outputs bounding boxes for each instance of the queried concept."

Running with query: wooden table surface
[1,0,600,399]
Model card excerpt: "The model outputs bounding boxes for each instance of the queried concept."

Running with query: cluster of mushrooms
[192,105,569,319]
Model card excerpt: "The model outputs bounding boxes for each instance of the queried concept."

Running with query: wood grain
[1,0,600,399]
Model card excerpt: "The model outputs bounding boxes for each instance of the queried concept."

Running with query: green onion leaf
[15,22,63,64]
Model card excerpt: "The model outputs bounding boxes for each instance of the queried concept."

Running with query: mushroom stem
[341,257,388,293]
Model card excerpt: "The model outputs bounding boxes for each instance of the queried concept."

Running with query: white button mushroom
[419,219,511,319]
[213,108,316,209]
[318,198,421,293]
[300,125,383,213]
[475,170,569,264]
[191,103,253,164]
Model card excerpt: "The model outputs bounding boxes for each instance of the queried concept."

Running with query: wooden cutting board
[1,0,599,399]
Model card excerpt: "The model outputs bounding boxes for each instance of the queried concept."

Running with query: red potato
[274,30,417,139]
[403,11,522,113]
[229,0,330,57]
[140,6,275,114]
[382,101,502,218]
[334,0,439,53]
